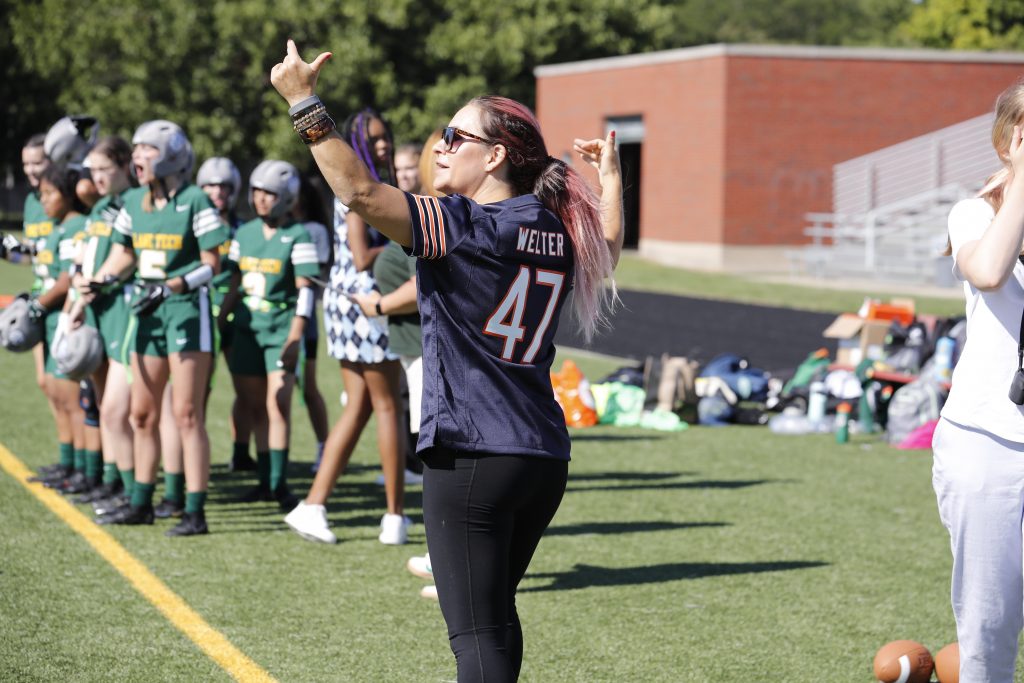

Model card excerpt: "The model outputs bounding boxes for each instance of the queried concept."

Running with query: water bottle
[933,336,955,381]
[835,402,852,444]
[807,381,827,424]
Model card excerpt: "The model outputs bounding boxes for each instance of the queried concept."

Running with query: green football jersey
[228,219,320,334]
[212,215,242,298]
[23,192,55,294]
[81,193,126,279]
[34,214,82,294]
[112,184,227,283]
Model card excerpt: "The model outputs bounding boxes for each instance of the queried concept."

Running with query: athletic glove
[131,282,172,317]
[26,298,47,322]
[86,275,120,296]
[0,233,32,260]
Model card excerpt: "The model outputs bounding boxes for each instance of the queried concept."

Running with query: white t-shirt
[941,197,1024,441]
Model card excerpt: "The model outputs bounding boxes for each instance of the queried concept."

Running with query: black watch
[375,300,383,316]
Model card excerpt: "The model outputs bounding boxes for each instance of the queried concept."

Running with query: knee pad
[79,379,100,427]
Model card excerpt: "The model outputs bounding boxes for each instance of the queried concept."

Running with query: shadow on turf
[521,560,829,592]
[545,521,729,536]
[565,478,791,493]
[568,471,697,482]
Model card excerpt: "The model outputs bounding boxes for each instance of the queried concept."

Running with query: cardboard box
[823,314,890,366]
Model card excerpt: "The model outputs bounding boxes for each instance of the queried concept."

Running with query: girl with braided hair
[286,107,410,545]
[273,42,623,681]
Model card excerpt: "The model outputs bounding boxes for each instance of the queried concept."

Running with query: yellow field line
[0,443,277,683]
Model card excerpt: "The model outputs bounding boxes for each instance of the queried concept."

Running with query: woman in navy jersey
[272,41,623,682]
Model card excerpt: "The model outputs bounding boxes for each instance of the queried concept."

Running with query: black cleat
[76,480,123,505]
[239,486,273,503]
[228,452,257,472]
[97,503,154,526]
[274,487,300,512]
[166,511,208,537]
[35,462,68,476]
[29,465,72,485]
[153,498,185,519]
[56,471,94,495]
[93,493,130,516]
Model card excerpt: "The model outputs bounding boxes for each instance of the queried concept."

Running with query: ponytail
[473,95,617,343]
[534,157,616,342]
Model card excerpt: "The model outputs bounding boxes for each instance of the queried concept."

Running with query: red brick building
[535,44,1024,272]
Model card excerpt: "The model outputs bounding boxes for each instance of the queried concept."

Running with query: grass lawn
[612,252,964,317]
[0,258,1008,681]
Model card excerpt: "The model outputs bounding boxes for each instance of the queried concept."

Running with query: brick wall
[535,47,1024,249]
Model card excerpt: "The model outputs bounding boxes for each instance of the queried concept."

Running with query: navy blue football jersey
[404,192,574,460]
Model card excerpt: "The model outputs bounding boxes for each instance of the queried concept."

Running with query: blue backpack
[699,354,770,403]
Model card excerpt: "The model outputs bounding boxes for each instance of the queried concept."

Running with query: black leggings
[422,448,569,683]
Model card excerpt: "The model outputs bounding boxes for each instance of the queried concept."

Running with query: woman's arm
[94,242,136,282]
[957,125,1024,291]
[351,276,418,318]
[574,131,624,268]
[278,276,312,372]
[218,271,242,332]
[271,41,412,246]
[347,212,386,272]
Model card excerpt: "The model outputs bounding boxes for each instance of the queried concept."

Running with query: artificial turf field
[0,259,1018,682]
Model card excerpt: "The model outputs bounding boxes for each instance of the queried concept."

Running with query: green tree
[6,0,921,180]
[898,0,1024,49]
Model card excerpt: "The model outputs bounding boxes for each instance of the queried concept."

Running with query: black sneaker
[29,465,72,484]
[35,462,68,476]
[166,511,208,537]
[97,503,154,525]
[153,498,185,519]
[239,486,273,503]
[76,480,123,505]
[275,487,300,512]
[229,452,257,472]
[94,493,130,516]
[56,471,94,495]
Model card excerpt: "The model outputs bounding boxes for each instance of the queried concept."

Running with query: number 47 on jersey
[483,266,566,365]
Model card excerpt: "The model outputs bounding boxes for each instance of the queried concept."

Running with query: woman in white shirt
[933,80,1024,682]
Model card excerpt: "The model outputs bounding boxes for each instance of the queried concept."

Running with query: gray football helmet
[0,297,44,353]
[197,157,242,207]
[44,115,99,169]
[132,120,192,180]
[249,160,300,221]
[54,325,105,380]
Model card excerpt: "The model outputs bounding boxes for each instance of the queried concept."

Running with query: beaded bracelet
[296,115,336,145]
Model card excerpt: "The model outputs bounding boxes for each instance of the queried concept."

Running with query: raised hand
[270,39,333,107]
[573,130,621,187]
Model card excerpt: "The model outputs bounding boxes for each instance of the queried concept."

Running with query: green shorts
[228,326,286,376]
[43,311,69,379]
[92,286,133,364]
[134,289,214,358]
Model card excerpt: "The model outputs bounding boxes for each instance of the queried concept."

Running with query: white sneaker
[284,502,337,544]
[420,584,438,600]
[406,553,432,579]
[375,469,424,486]
[379,513,411,545]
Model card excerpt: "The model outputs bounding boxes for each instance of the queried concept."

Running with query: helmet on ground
[54,325,105,380]
[197,157,242,207]
[249,160,300,221]
[132,120,192,179]
[0,297,44,353]
[44,115,99,169]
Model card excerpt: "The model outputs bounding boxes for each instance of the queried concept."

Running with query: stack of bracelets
[289,95,336,145]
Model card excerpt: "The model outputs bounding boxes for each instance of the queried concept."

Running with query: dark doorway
[619,142,641,249]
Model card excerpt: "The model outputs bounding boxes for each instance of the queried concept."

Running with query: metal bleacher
[788,114,1002,284]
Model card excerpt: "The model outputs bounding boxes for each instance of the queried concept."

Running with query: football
[934,642,959,683]
[873,640,934,683]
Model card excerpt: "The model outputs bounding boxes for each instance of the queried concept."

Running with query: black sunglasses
[442,127,492,151]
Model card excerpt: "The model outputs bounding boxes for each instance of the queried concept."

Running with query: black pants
[422,448,569,683]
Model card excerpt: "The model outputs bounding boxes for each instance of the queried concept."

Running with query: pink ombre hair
[471,95,616,342]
